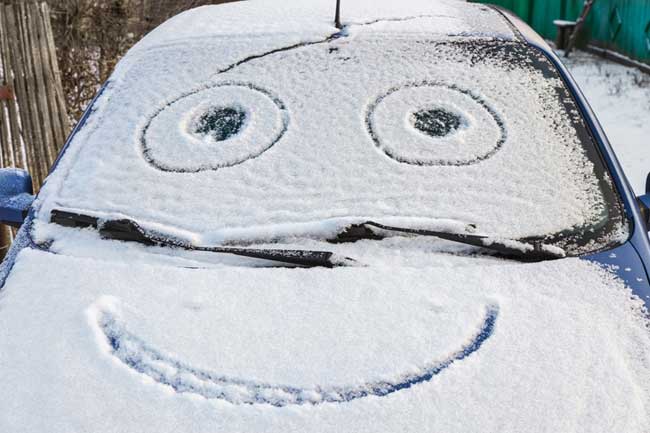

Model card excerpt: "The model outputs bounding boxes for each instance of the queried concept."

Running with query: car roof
[131,0,517,53]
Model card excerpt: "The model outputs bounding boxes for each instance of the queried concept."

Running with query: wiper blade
[50,210,355,268]
[331,221,565,262]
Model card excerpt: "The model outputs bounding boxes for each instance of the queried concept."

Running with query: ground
[561,50,650,195]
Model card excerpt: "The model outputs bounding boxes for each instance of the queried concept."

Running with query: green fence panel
[471,0,650,64]
[530,0,561,40]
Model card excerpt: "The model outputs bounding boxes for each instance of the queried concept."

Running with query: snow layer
[132,0,515,52]
[143,83,288,171]
[3,3,650,432]
[35,0,618,244]
[0,248,649,432]
[562,50,650,195]
[368,83,505,165]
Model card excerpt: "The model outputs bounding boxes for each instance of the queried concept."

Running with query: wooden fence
[0,1,69,256]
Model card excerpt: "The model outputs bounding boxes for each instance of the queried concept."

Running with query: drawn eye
[410,108,464,138]
[366,82,505,166]
[141,83,288,173]
[192,106,247,142]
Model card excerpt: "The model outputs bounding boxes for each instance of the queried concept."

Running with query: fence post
[0,1,69,259]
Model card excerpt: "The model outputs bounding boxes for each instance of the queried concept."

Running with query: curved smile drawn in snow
[96,304,499,407]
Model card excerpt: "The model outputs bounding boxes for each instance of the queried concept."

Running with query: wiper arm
[330,221,565,262]
[50,210,355,268]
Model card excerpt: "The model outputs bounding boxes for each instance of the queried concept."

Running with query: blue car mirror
[0,168,35,227]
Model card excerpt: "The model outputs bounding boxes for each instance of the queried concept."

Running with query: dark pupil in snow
[411,108,462,138]
[194,107,246,141]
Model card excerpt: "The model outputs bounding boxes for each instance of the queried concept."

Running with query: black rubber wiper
[50,210,355,268]
[330,221,566,262]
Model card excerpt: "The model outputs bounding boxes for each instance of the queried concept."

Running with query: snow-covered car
[1,1,650,432]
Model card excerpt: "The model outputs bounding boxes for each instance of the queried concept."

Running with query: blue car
[1,1,649,431]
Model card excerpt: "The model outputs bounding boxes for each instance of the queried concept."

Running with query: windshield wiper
[329,221,565,262]
[50,210,355,268]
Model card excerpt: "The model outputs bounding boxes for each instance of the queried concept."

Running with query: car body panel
[495,5,650,305]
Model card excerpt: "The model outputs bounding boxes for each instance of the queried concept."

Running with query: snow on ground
[561,51,650,195]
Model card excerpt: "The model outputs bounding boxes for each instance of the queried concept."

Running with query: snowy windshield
[37,33,628,256]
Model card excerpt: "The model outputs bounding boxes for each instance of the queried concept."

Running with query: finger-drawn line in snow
[213,14,459,76]
[140,82,288,173]
[98,304,499,407]
[366,82,507,166]
[139,14,498,173]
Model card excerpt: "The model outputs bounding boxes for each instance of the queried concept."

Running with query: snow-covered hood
[1,248,649,432]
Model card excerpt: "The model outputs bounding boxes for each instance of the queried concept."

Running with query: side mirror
[638,172,650,229]
[0,168,34,227]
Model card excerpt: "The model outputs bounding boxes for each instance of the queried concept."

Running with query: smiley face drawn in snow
[90,274,499,408]
[116,19,510,407]
[97,306,497,406]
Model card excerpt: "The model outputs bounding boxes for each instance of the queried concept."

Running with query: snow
[93,294,498,405]
[2,2,650,432]
[34,216,507,269]
[561,50,650,195]
[133,0,514,51]
[553,19,576,27]
[367,83,505,165]
[143,83,288,171]
[0,248,649,432]
[33,0,624,251]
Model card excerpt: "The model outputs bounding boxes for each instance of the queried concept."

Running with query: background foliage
[42,0,235,121]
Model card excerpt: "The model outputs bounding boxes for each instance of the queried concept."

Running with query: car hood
[1,248,649,433]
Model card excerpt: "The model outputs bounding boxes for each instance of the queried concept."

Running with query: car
[1,0,650,431]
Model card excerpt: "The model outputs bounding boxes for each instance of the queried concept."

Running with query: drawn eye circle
[366,83,505,166]
[141,83,288,173]
[191,106,247,142]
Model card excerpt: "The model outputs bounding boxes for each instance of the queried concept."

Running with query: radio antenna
[334,0,342,29]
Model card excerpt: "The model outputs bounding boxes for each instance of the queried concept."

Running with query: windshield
[36,33,629,257]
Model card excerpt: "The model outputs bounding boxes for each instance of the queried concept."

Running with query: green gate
[471,0,650,64]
